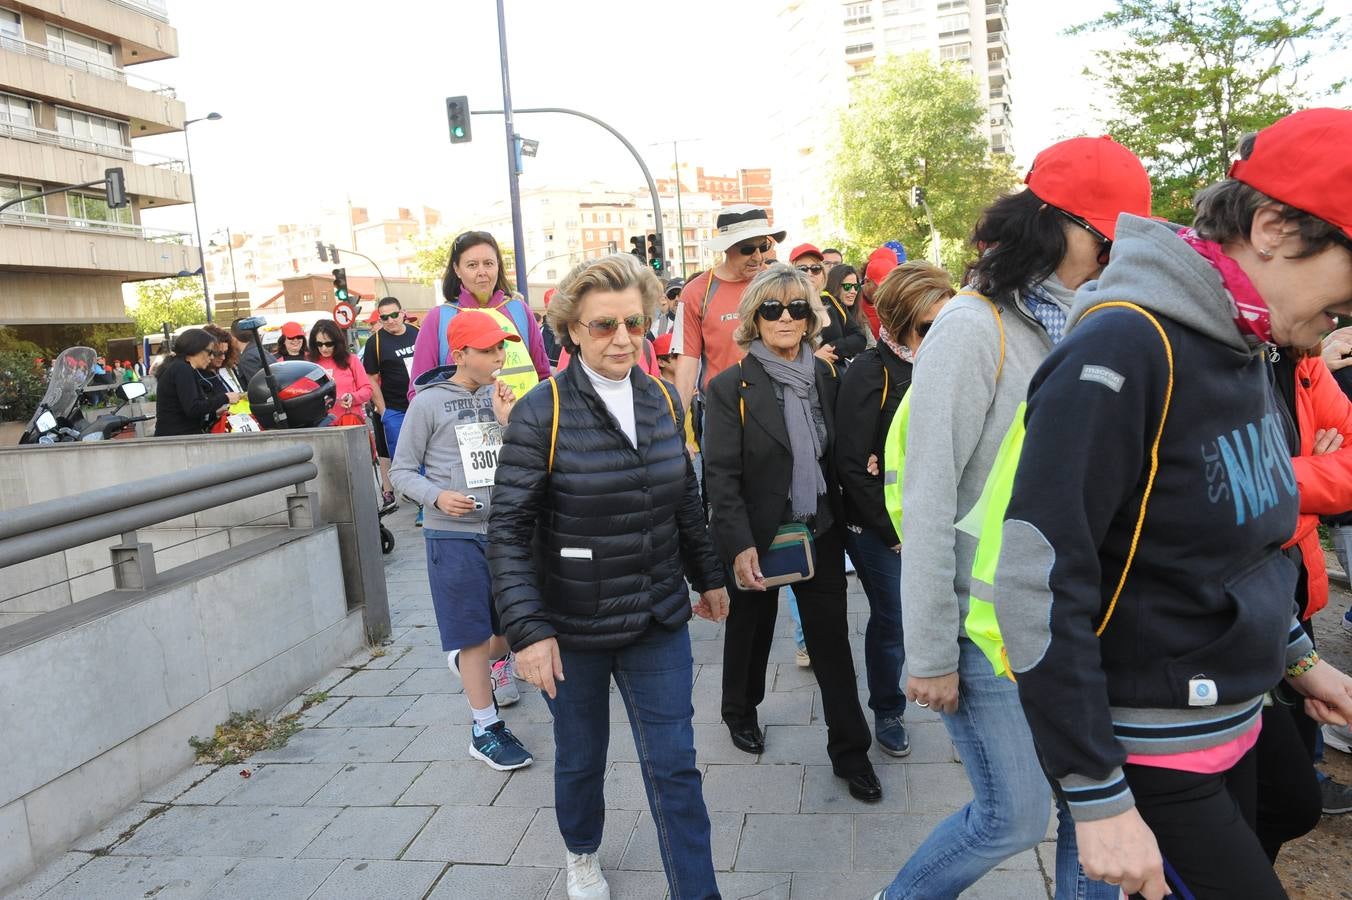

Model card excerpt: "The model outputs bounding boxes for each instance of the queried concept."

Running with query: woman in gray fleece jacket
[874,137,1152,900]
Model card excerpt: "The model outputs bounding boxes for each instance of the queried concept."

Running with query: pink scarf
[878,326,915,363]
[1178,228,1273,344]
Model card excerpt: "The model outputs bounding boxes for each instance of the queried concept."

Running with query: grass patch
[301,691,329,709]
[188,710,303,765]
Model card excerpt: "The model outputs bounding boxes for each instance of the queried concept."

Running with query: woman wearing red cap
[877,136,1151,900]
[275,322,307,361]
[995,109,1352,898]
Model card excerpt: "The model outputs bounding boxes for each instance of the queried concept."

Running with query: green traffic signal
[650,258,664,273]
[452,126,465,139]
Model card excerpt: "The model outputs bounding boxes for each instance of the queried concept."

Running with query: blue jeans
[845,528,906,719]
[786,589,805,649]
[882,638,1115,900]
[381,407,406,460]
[544,626,719,900]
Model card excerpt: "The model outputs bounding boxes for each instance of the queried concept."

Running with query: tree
[1074,0,1345,224]
[830,54,1018,278]
[409,231,516,288]
[128,276,207,336]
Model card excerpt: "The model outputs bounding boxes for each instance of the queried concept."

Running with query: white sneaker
[1326,723,1352,755]
[566,851,611,900]
[795,646,811,668]
[492,656,521,707]
[447,650,460,677]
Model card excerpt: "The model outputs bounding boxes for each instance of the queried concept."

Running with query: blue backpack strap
[436,305,459,367]
[506,297,533,345]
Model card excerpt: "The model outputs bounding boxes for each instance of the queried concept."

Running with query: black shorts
[371,410,390,459]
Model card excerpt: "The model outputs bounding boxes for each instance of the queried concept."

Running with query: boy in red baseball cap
[388,309,534,772]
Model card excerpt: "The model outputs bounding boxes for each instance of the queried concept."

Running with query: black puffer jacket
[489,363,724,651]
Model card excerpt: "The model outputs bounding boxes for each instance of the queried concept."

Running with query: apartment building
[770,0,1013,242]
[0,0,197,338]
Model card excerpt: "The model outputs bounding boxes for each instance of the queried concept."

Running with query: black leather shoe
[727,722,765,755]
[844,771,882,802]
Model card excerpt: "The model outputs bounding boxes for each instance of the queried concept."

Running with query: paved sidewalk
[5,506,1055,899]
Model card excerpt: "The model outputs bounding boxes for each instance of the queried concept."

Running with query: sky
[134,0,1349,239]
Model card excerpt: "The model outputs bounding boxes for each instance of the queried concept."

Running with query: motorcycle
[19,347,155,444]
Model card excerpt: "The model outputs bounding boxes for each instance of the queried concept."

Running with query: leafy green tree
[0,350,46,422]
[128,276,207,336]
[1074,0,1345,224]
[830,54,1018,278]
[409,231,515,288]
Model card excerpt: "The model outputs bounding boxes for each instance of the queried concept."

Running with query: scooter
[20,347,155,444]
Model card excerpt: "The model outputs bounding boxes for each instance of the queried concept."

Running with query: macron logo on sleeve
[1079,364,1125,392]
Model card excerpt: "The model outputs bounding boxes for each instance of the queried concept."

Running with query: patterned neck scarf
[1020,274,1076,344]
[1178,228,1273,345]
[878,326,914,363]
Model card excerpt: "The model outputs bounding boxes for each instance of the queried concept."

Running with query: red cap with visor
[447,310,521,352]
[1025,136,1152,240]
[1229,108,1352,243]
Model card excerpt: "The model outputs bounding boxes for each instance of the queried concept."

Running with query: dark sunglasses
[314,340,337,348]
[658,353,678,363]
[208,349,226,358]
[582,314,651,338]
[796,264,824,275]
[1333,230,1352,255]
[915,321,936,339]
[839,282,860,292]
[756,299,813,321]
[378,311,402,321]
[736,241,772,256]
[1058,209,1113,265]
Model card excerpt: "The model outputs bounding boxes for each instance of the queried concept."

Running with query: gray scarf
[747,340,826,518]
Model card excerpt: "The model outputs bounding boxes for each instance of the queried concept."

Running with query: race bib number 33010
[456,421,503,488]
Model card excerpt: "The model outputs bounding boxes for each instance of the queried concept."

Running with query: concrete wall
[0,527,365,890]
[0,426,389,639]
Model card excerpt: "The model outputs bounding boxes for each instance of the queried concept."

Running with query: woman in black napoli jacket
[703,264,881,802]
[488,254,728,900]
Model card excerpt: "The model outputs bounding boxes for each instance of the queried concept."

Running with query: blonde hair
[731,264,829,350]
[547,253,663,354]
[873,261,955,342]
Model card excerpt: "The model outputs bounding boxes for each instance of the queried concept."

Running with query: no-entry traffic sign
[333,301,356,329]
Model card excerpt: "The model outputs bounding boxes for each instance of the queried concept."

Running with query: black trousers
[1255,693,1323,861]
[1126,748,1288,899]
[720,525,873,776]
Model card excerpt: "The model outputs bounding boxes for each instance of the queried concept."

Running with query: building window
[69,191,133,228]
[938,12,970,37]
[56,107,131,149]
[0,8,21,47]
[845,41,874,55]
[885,23,927,44]
[939,41,971,62]
[844,2,872,26]
[45,24,115,69]
[0,177,45,215]
[882,0,922,15]
[0,92,34,130]
[584,230,593,241]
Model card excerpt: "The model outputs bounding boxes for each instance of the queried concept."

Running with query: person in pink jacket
[309,319,373,422]
[407,231,551,400]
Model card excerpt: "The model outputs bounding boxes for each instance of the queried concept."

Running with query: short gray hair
[546,254,662,354]
[732,264,828,350]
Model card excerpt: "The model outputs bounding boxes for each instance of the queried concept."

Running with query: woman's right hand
[814,344,838,363]
[906,672,960,714]
[1074,809,1168,899]
[515,637,565,699]
[225,392,242,404]
[434,491,476,517]
[733,547,765,591]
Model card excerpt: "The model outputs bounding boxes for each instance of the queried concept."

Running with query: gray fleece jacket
[389,376,501,535]
[899,277,1071,678]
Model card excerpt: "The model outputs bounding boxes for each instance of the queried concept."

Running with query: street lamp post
[183,112,222,323]
[209,227,238,296]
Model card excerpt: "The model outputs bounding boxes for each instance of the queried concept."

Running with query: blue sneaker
[415,506,424,527]
[469,721,533,771]
[1343,606,1352,636]
[876,715,911,758]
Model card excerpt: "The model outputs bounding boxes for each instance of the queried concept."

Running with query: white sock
[471,703,500,734]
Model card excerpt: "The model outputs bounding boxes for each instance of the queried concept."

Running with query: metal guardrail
[110,0,170,22]
[0,445,317,570]
[0,119,186,170]
[0,34,177,96]
[0,208,191,241]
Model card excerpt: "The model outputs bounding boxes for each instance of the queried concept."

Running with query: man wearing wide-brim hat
[671,204,786,412]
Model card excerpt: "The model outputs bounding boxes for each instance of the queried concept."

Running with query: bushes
[0,350,46,423]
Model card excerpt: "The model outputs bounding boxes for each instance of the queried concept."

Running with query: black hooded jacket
[488,362,724,651]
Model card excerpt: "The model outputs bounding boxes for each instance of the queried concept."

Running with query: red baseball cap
[280,321,305,339]
[652,332,674,356]
[788,243,823,262]
[543,288,557,307]
[1229,108,1352,242]
[447,310,521,352]
[865,247,899,284]
[1025,136,1151,240]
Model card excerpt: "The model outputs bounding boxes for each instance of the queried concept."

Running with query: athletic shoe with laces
[469,721,533,771]
[565,851,611,900]
[1325,722,1352,755]
[1343,606,1352,636]
[876,715,911,757]
[1321,776,1352,815]
[447,650,460,678]
[492,656,521,706]
[414,506,424,527]
[795,646,811,668]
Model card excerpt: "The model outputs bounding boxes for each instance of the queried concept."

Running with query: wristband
[1286,649,1320,679]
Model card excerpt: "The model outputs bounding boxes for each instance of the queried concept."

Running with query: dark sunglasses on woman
[915,321,936,338]
[796,264,824,275]
[756,299,813,321]
[1058,209,1113,266]
[583,314,651,338]
[314,340,336,348]
[736,241,772,256]
[839,282,860,292]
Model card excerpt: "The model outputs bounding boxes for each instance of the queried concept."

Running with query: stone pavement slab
[9,505,1054,899]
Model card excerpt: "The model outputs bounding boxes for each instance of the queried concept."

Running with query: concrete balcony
[0,37,183,136]
[0,213,199,279]
[0,120,190,206]
[18,0,178,63]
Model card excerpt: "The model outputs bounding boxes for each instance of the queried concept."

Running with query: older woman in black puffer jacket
[488,253,729,900]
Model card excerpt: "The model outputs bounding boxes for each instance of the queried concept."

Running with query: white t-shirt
[579,360,636,448]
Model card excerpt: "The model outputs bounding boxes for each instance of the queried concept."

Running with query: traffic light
[646,233,664,273]
[332,268,349,303]
[446,95,472,144]
[316,241,328,263]
[104,167,127,209]
[629,236,645,264]
[329,245,340,265]
[909,185,927,207]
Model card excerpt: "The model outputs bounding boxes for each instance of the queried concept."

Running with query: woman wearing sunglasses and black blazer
[702,265,881,802]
